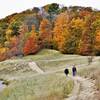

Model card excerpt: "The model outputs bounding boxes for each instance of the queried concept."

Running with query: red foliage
[23,36,39,55]
[0,53,7,61]
[79,29,92,55]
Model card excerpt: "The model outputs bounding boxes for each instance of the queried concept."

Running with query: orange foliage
[10,36,19,47]
[95,30,100,52]
[79,28,92,55]
[79,10,91,17]
[39,18,52,40]
[39,18,52,48]
[0,53,7,61]
[53,12,70,52]
[0,47,8,61]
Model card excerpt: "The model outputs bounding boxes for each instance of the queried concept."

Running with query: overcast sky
[0,0,100,19]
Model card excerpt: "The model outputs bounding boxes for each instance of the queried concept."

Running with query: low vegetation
[78,61,100,99]
[0,49,99,100]
[0,73,74,100]
[0,49,75,100]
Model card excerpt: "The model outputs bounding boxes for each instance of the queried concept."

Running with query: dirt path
[65,76,98,100]
[29,62,44,74]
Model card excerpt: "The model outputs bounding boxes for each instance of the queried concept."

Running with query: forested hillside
[0,3,100,61]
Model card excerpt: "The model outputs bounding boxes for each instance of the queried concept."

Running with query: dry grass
[0,49,99,100]
[0,73,74,100]
[78,62,100,99]
[91,70,100,99]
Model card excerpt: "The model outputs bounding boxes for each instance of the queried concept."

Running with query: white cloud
[0,0,100,19]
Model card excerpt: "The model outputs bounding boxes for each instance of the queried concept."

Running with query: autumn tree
[0,27,6,45]
[9,21,21,36]
[43,3,59,22]
[18,24,29,55]
[23,25,39,55]
[39,18,53,48]
[0,48,8,61]
[6,36,19,57]
[0,4,100,61]
[79,15,94,55]
[92,19,100,55]
[53,12,70,53]
[79,7,92,18]
[32,7,40,14]
[5,24,29,57]
[67,17,85,54]
[0,21,8,46]
[94,30,100,55]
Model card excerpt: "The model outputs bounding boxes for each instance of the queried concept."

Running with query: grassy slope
[0,59,36,80]
[24,49,88,71]
[0,49,99,100]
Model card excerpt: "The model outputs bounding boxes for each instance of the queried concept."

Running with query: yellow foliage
[96,31,100,42]
[95,30,100,50]
[71,18,85,29]
[6,29,13,41]
[0,47,8,54]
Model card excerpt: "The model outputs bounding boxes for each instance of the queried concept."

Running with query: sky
[0,0,100,19]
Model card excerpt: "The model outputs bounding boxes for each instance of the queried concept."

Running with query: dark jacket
[64,68,69,75]
[72,66,77,72]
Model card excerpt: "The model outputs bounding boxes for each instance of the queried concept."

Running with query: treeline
[0,3,100,61]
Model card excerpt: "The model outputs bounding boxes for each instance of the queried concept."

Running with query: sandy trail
[29,62,44,74]
[65,76,98,100]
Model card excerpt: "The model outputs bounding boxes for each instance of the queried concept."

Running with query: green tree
[9,21,22,36]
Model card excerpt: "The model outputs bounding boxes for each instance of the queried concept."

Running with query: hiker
[64,68,69,76]
[72,65,77,76]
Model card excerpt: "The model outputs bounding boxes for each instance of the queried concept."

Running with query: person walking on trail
[72,65,77,76]
[64,68,69,76]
